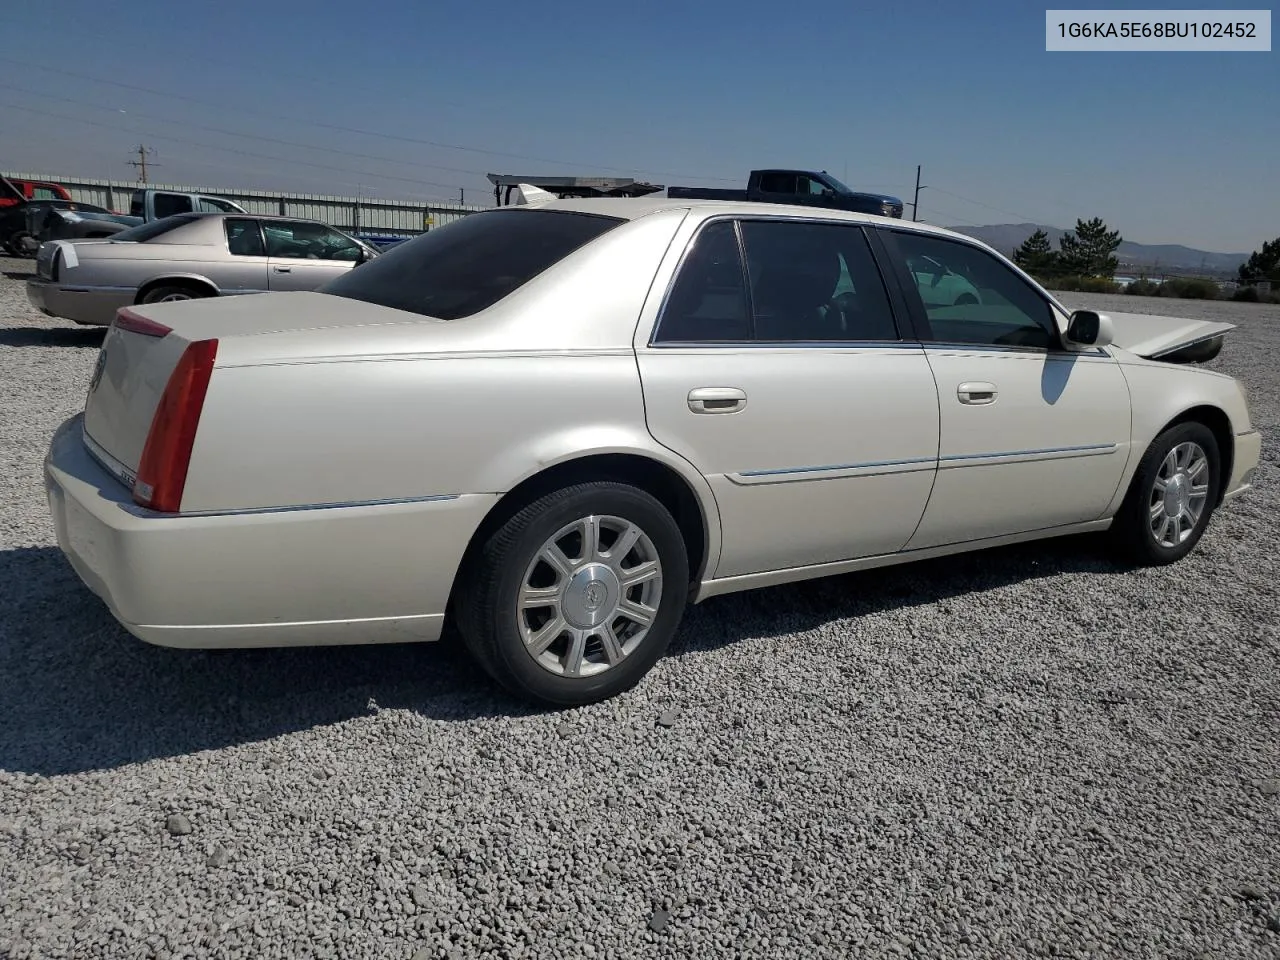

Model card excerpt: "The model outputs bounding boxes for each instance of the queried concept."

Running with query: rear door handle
[957,381,997,405]
[273,266,292,273]
[688,387,747,414]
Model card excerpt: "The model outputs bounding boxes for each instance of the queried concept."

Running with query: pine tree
[1238,238,1280,283]
[1057,217,1122,278]
[1012,228,1059,276]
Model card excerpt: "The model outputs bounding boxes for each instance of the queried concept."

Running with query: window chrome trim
[647,212,909,349]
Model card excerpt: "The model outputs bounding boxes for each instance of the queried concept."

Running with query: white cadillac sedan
[44,194,1262,706]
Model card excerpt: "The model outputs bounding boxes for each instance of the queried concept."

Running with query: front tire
[1110,421,1220,565]
[456,482,690,707]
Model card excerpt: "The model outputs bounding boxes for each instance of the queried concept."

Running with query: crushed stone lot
[1,257,1277,959]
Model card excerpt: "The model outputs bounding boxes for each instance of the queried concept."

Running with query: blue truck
[667,168,903,218]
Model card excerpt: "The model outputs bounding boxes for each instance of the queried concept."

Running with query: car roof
[506,196,988,248]
[178,211,330,225]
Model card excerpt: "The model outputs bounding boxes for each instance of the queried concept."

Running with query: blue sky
[0,0,1274,251]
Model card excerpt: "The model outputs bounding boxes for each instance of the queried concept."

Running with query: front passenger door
[264,220,366,291]
[877,228,1133,549]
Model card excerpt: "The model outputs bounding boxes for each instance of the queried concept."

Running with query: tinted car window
[653,220,751,342]
[199,197,241,212]
[263,220,363,261]
[888,230,1057,349]
[225,218,266,257]
[741,220,899,341]
[322,209,625,321]
[153,192,193,219]
[105,214,202,243]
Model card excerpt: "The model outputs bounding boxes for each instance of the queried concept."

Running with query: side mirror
[1066,310,1114,349]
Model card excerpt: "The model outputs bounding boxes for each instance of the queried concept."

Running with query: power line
[0,81,489,180]
[0,101,472,196]
[924,186,1046,224]
[0,55,742,184]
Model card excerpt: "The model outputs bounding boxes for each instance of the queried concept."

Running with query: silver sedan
[26,212,379,326]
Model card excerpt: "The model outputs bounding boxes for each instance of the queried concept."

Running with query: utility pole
[127,144,158,184]
[911,164,923,221]
[459,187,465,205]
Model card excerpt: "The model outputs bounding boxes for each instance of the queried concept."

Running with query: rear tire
[1110,421,1220,566]
[456,482,690,707]
[140,285,210,304]
[5,231,35,257]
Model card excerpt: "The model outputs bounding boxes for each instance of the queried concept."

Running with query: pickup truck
[0,177,74,208]
[129,188,247,221]
[667,169,904,218]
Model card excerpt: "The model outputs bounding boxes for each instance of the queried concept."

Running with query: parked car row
[39,193,1262,707]
[27,211,380,324]
[1,176,255,256]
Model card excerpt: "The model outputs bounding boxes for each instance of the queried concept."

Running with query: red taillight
[114,307,172,338]
[132,339,218,513]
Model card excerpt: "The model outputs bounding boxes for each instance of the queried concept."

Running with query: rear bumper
[44,414,496,648]
[27,279,133,326]
[1223,429,1262,502]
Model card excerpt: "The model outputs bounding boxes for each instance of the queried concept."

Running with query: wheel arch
[135,274,219,302]
[447,450,720,622]
[1160,404,1234,505]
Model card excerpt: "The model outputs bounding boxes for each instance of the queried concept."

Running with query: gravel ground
[1,258,1277,960]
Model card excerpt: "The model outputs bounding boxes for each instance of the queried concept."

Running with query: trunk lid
[1103,310,1235,362]
[79,293,435,482]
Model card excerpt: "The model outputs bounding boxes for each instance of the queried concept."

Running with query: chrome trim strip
[925,343,1110,358]
[647,340,921,351]
[731,455,935,485]
[938,442,1118,468]
[729,442,1119,484]
[60,284,136,294]
[81,425,137,488]
[126,493,462,520]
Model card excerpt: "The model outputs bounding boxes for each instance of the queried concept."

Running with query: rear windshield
[321,208,625,320]
[106,214,202,243]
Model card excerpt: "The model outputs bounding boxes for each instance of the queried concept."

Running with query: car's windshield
[105,214,200,243]
[321,208,625,320]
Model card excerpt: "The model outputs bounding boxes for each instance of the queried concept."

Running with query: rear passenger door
[219,218,271,294]
[635,215,941,580]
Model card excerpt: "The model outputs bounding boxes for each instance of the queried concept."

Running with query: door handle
[273,266,292,273]
[688,387,747,414]
[957,381,997,405]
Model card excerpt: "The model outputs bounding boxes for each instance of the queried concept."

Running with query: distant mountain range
[947,223,1249,274]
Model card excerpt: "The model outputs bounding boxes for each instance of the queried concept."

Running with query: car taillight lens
[114,307,172,338]
[132,339,218,513]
